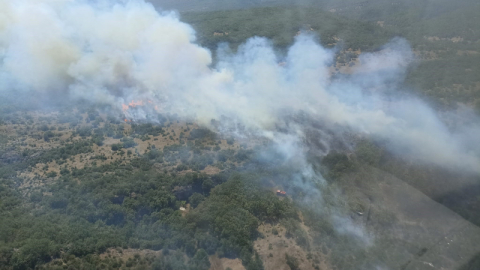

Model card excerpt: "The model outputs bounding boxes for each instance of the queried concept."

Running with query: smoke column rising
[0,0,479,174]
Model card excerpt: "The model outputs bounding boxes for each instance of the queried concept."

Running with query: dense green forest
[181,3,480,109]
[0,111,281,269]
[1,106,479,270]
[0,109,368,270]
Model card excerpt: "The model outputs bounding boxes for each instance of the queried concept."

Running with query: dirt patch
[457,50,479,56]
[254,223,329,270]
[130,122,192,154]
[209,255,245,270]
[202,165,221,175]
[425,36,464,43]
[99,248,164,264]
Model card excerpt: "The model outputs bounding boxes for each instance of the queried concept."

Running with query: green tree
[285,253,299,270]
[189,249,210,270]
[189,193,205,208]
[11,239,57,269]
[202,179,214,193]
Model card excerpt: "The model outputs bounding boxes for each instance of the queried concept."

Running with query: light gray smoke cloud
[1,0,479,176]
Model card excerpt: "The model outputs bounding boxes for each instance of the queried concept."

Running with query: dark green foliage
[0,129,304,270]
[0,181,123,269]
[43,131,55,142]
[147,149,163,160]
[98,123,124,139]
[321,152,356,181]
[87,109,100,122]
[195,233,219,255]
[58,114,81,125]
[130,157,153,171]
[201,179,214,193]
[38,124,49,132]
[406,54,480,107]
[132,123,164,137]
[188,174,296,264]
[121,137,137,148]
[226,137,234,145]
[189,193,205,208]
[111,144,122,151]
[152,251,187,270]
[189,153,214,171]
[285,253,299,270]
[10,239,57,269]
[29,140,93,166]
[180,3,480,108]
[281,218,309,248]
[30,191,43,203]
[76,126,92,138]
[189,128,215,141]
[92,134,104,146]
[46,171,57,178]
[245,252,264,270]
[182,6,392,52]
[355,140,382,166]
[234,149,253,162]
[217,149,234,162]
[0,134,9,145]
[189,249,210,270]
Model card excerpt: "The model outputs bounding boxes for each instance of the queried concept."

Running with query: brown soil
[254,223,329,270]
[209,255,245,270]
[100,248,163,261]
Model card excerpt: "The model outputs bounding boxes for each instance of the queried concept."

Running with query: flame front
[129,100,144,107]
[122,100,145,113]
[121,99,162,122]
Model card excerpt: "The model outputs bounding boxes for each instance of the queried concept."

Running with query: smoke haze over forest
[1,0,479,173]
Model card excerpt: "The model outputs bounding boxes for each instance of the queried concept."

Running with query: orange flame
[122,99,161,117]
[122,100,145,112]
[129,100,144,107]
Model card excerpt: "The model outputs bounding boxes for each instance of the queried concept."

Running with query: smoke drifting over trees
[1,0,478,174]
[1,1,480,269]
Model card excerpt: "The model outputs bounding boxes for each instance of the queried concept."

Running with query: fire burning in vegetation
[122,100,158,111]
[122,100,146,112]
[121,99,161,122]
[129,100,144,108]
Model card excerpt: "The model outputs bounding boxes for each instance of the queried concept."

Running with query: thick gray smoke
[1,0,480,176]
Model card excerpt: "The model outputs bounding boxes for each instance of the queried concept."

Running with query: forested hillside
[180,4,480,109]
[1,1,480,270]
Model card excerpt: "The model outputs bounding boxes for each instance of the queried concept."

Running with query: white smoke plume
[1,0,479,175]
